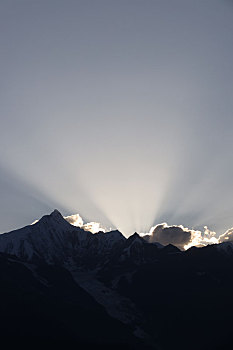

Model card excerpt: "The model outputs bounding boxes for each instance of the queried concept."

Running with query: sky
[1,0,233,238]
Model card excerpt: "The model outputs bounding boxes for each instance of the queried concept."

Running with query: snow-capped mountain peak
[0,210,126,265]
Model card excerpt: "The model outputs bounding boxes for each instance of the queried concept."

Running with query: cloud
[64,215,233,248]
[218,227,233,243]
[64,213,105,233]
[33,211,233,249]
[64,213,84,227]
[82,222,105,234]
[144,223,220,250]
[201,226,219,245]
[147,223,199,250]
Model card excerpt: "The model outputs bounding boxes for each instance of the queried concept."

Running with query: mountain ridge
[1,210,233,350]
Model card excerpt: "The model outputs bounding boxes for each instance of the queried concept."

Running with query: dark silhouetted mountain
[142,234,164,248]
[1,210,233,350]
[0,251,150,350]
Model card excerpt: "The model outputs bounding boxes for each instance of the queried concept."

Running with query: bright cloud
[146,223,200,250]
[82,222,105,234]
[64,213,84,227]
[142,223,223,250]
[65,215,233,249]
[218,227,233,243]
[64,213,105,233]
[32,211,233,250]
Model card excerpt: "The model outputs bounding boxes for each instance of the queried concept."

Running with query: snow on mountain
[0,210,125,265]
[3,209,232,270]
[1,209,233,350]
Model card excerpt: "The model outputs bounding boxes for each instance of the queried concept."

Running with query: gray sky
[1,0,233,236]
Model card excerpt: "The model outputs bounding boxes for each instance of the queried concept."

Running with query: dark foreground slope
[105,244,233,350]
[0,252,149,350]
[1,211,233,350]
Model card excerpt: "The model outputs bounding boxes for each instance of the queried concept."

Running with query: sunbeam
[0,0,233,238]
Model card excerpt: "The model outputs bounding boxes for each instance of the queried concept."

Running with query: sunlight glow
[30,211,233,250]
[141,223,221,250]
[82,222,105,234]
[64,214,84,227]
[0,0,233,244]
[64,213,106,234]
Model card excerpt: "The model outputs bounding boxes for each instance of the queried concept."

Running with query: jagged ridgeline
[0,210,233,350]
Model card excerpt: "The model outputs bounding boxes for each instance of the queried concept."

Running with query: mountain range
[0,210,233,350]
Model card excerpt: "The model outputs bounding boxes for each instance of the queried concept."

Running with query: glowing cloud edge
[31,212,233,250]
